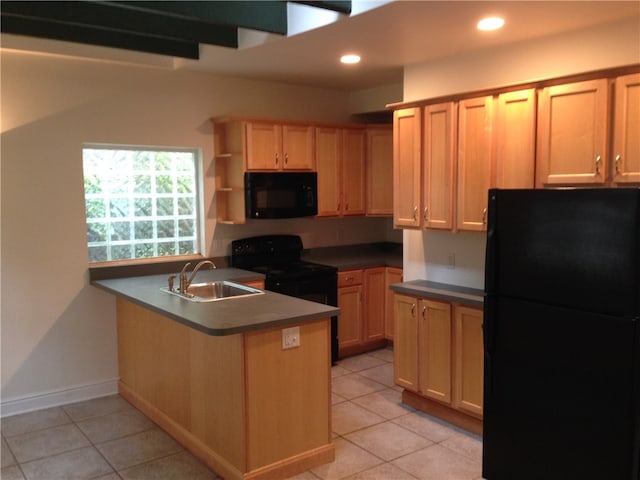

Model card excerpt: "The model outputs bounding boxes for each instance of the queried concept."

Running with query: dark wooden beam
[0,1,239,50]
[113,1,288,35]
[0,13,200,58]
[292,1,351,15]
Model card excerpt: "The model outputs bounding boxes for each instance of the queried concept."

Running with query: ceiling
[1,1,639,91]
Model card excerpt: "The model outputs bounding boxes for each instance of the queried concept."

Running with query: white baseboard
[1,378,119,418]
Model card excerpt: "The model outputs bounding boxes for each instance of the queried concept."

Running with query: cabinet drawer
[338,270,363,287]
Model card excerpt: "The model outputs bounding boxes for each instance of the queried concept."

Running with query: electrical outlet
[447,252,456,269]
[282,326,300,349]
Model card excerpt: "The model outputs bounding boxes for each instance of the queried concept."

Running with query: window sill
[89,255,229,281]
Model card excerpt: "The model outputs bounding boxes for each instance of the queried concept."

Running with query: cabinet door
[342,128,366,215]
[418,300,452,404]
[494,89,536,189]
[245,122,281,170]
[613,73,640,184]
[366,127,393,215]
[315,127,341,216]
[457,96,492,232]
[338,285,362,351]
[423,102,456,230]
[363,268,386,343]
[384,267,403,340]
[453,305,484,417]
[393,294,418,391]
[537,79,609,186]
[282,124,314,170]
[393,108,422,228]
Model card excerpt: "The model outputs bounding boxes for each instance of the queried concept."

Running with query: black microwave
[244,172,318,219]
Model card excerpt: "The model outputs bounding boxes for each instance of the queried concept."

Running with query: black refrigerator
[482,188,640,480]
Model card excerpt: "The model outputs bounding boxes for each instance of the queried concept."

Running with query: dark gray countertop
[303,242,403,270]
[92,268,340,336]
[390,280,484,308]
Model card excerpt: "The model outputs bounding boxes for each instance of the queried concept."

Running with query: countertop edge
[390,280,484,308]
[92,268,340,336]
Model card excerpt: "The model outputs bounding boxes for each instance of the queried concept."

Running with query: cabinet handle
[285,153,289,165]
[275,153,279,165]
[413,206,418,221]
[411,303,416,316]
[423,207,428,222]
[615,154,621,175]
[482,207,487,224]
[421,306,426,319]
[595,155,601,175]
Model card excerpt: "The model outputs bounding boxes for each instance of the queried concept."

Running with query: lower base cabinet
[117,299,334,480]
[338,267,401,358]
[394,294,484,434]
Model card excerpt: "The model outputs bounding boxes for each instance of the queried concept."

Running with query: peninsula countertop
[92,268,340,336]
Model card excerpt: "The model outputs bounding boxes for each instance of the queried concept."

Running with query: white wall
[0,50,396,414]
[402,17,640,289]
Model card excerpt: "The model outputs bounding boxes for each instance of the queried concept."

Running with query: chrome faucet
[178,260,216,293]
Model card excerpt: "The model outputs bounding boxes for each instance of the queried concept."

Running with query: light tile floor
[1,348,483,479]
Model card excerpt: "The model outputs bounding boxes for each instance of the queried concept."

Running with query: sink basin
[162,280,263,302]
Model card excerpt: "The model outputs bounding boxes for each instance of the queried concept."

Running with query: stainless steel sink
[162,280,263,302]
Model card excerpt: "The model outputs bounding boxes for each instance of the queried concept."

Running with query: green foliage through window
[83,147,200,263]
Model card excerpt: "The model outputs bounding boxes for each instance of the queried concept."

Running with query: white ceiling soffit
[2,1,639,91]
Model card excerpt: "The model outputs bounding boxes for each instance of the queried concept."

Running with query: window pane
[83,147,200,263]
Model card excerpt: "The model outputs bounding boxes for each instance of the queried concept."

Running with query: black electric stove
[231,235,339,363]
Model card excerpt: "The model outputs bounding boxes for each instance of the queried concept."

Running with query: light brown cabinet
[423,102,456,230]
[315,127,366,216]
[394,293,483,434]
[493,89,536,189]
[342,128,367,215]
[393,108,422,228]
[457,95,493,232]
[366,126,393,215]
[384,267,403,339]
[453,305,484,417]
[337,270,363,352]
[117,299,333,480]
[338,267,399,357]
[393,293,418,390]
[245,121,314,171]
[536,79,609,187]
[363,267,386,343]
[613,73,640,184]
[418,299,452,404]
[394,90,534,233]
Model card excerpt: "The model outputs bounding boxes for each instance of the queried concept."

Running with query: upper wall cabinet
[536,79,609,187]
[393,108,422,228]
[342,128,367,215]
[245,121,314,171]
[366,126,393,216]
[423,102,456,230]
[457,96,493,232]
[315,126,366,216]
[612,73,640,184]
[493,89,536,189]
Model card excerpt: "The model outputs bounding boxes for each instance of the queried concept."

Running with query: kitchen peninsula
[93,267,339,480]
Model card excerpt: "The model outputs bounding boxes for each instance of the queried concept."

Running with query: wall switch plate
[282,326,300,349]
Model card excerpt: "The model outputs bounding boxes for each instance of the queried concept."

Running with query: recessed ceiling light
[477,16,505,31]
[340,54,361,65]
